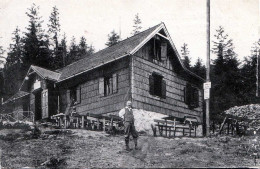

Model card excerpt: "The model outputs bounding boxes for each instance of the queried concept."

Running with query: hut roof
[2,91,29,105]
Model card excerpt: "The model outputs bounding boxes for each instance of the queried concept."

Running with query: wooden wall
[132,44,203,122]
[59,58,131,116]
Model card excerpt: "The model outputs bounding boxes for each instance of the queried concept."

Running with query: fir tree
[132,13,142,35]
[22,3,50,68]
[0,45,5,67]
[191,58,206,79]
[48,6,60,50]
[5,27,23,67]
[181,43,191,69]
[105,30,120,47]
[240,39,260,103]
[78,36,87,58]
[59,33,67,67]
[67,36,78,64]
[78,36,94,58]
[211,26,241,115]
[48,6,61,69]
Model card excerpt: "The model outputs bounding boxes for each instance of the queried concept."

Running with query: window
[149,72,166,98]
[69,86,81,105]
[149,36,167,63]
[99,73,118,97]
[104,75,113,96]
[184,84,199,109]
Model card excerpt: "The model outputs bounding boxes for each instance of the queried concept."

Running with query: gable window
[149,72,166,99]
[149,35,167,63]
[184,84,199,109]
[99,73,118,97]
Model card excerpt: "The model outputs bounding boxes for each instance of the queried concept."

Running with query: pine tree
[22,3,50,68]
[211,26,241,115]
[240,39,260,103]
[105,30,120,47]
[132,13,142,35]
[67,36,79,64]
[78,36,87,58]
[181,43,191,69]
[5,27,22,67]
[0,45,5,67]
[88,44,95,55]
[78,36,94,58]
[48,6,60,50]
[191,58,206,79]
[48,6,61,69]
[59,33,67,67]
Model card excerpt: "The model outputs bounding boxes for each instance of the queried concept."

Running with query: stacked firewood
[225,104,260,131]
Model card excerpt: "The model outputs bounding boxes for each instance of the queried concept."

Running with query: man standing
[119,101,138,151]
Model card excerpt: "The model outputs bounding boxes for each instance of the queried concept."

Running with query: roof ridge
[59,23,162,70]
[32,65,61,74]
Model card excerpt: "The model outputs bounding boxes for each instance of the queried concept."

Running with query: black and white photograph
[0,0,259,168]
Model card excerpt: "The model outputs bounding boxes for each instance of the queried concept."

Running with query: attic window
[151,36,161,61]
[149,36,167,63]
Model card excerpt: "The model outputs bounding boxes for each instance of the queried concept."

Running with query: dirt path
[0,129,257,168]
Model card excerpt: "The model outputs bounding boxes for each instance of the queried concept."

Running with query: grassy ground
[0,128,258,168]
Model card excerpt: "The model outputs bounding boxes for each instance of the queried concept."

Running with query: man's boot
[125,138,130,151]
[134,138,138,150]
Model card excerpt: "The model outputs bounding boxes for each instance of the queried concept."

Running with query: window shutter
[66,89,70,105]
[76,86,81,103]
[161,80,166,99]
[184,87,187,103]
[113,73,118,93]
[185,84,191,105]
[149,75,154,95]
[161,42,167,62]
[193,88,199,108]
[99,77,105,96]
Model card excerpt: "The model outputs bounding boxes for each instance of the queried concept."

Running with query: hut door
[41,89,49,119]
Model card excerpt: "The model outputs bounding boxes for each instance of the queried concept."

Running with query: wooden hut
[1,23,204,129]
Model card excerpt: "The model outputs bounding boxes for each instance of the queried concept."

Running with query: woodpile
[225,104,260,132]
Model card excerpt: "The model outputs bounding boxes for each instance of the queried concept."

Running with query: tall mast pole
[206,0,211,136]
[257,48,259,97]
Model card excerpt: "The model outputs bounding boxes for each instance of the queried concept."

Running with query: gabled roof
[58,22,204,82]
[58,24,162,82]
[31,65,61,81]
[19,65,61,91]
[3,91,29,105]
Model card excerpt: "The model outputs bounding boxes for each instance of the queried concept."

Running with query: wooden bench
[154,118,197,137]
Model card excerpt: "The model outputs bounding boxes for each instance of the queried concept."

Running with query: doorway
[34,91,42,120]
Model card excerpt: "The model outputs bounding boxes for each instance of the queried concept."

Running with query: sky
[0,0,259,67]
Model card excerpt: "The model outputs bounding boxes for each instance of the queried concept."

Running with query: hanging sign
[203,82,211,89]
[204,88,210,100]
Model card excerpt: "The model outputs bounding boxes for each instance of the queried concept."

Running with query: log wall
[132,45,203,122]
[60,58,131,115]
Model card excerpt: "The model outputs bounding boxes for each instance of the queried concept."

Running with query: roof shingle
[58,24,161,81]
[3,91,29,104]
[31,65,61,81]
